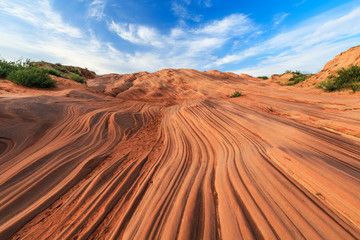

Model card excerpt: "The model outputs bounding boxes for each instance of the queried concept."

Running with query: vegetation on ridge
[70,73,85,83]
[287,73,314,86]
[0,59,56,88]
[0,58,95,88]
[284,70,301,75]
[40,67,62,77]
[278,70,314,86]
[318,65,360,92]
[0,59,29,78]
[8,67,56,88]
[33,61,91,82]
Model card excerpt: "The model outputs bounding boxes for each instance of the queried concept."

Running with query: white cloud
[212,5,360,76]
[0,1,140,74]
[210,47,261,66]
[108,13,256,61]
[1,0,359,77]
[108,21,162,46]
[294,0,307,7]
[171,1,202,22]
[194,14,254,36]
[273,13,289,26]
[233,40,359,76]
[201,0,213,7]
[0,1,82,38]
[0,0,256,74]
[109,13,256,53]
[88,0,106,21]
[107,12,258,71]
[170,0,213,22]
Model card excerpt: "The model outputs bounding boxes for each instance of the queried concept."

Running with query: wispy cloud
[232,40,359,76]
[198,0,213,7]
[171,0,214,21]
[108,22,162,46]
[212,6,360,75]
[273,13,289,26]
[171,1,202,22]
[109,13,257,60]
[0,0,255,74]
[0,0,136,73]
[1,0,359,77]
[194,14,253,35]
[109,13,255,47]
[0,1,82,38]
[88,0,106,21]
[294,0,307,7]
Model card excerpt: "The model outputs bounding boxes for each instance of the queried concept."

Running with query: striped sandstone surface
[0,67,359,239]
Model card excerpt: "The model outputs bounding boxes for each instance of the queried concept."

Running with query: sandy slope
[0,69,360,239]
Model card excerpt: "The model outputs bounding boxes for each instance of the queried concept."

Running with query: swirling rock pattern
[0,69,360,239]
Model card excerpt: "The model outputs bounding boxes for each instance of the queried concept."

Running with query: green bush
[318,79,337,92]
[257,76,268,80]
[0,60,17,78]
[8,68,56,88]
[0,59,29,78]
[229,90,242,98]
[70,68,81,75]
[55,66,68,73]
[284,70,301,75]
[70,73,85,83]
[287,74,311,86]
[49,68,61,77]
[41,67,61,77]
[318,65,360,92]
[350,82,360,93]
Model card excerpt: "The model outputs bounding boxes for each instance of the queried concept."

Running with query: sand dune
[0,68,360,239]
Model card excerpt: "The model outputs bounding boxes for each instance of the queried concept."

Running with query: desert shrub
[0,59,29,78]
[257,76,268,80]
[287,74,311,86]
[70,73,85,83]
[229,90,242,98]
[55,66,68,73]
[48,68,61,77]
[318,78,337,92]
[70,68,81,75]
[284,70,301,75]
[41,67,61,77]
[0,60,18,78]
[318,65,360,92]
[350,83,360,93]
[331,65,360,86]
[8,67,56,88]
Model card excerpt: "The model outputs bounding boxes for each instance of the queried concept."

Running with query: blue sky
[0,0,360,76]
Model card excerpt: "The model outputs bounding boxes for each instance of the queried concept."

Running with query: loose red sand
[0,68,360,239]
